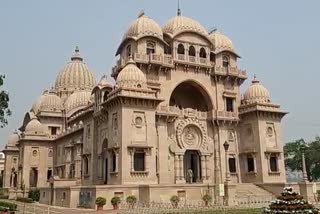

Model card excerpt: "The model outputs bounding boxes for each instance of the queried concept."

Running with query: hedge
[16,197,33,203]
[28,188,40,202]
[0,200,17,211]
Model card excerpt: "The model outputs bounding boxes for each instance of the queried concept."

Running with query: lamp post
[300,144,308,182]
[223,141,230,183]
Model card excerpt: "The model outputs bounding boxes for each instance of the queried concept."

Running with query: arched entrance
[169,81,213,111]
[184,150,201,183]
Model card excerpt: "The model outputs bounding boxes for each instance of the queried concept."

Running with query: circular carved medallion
[176,118,207,151]
[182,125,201,146]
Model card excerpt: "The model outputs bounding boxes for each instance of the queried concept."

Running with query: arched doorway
[169,81,213,111]
[184,150,201,183]
[102,139,108,184]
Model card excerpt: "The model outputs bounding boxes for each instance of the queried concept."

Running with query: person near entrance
[187,168,193,184]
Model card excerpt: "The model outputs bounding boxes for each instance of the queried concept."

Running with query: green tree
[284,137,320,181]
[0,75,11,127]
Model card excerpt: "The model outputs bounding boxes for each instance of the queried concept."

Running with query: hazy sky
[0,0,319,148]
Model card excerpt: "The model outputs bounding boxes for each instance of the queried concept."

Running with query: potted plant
[95,197,106,211]
[202,194,212,206]
[170,195,179,208]
[126,195,137,209]
[111,196,121,210]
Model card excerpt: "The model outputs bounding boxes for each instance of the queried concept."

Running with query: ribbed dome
[32,90,63,114]
[163,15,208,38]
[116,59,147,89]
[55,47,96,93]
[209,30,234,52]
[25,118,46,135]
[64,90,92,115]
[8,131,19,145]
[243,76,271,105]
[123,13,163,42]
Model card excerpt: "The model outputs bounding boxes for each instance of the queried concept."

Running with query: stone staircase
[235,183,275,207]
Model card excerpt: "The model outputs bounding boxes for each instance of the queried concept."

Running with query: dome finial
[127,55,136,65]
[252,74,260,84]
[138,10,145,18]
[177,0,181,16]
[71,46,83,62]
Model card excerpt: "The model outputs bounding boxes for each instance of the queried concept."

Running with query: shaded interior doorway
[184,150,201,183]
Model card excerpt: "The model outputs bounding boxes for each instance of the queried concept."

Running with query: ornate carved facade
[2,9,288,207]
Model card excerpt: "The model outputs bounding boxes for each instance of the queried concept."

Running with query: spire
[71,46,83,62]
[177,0,181,16]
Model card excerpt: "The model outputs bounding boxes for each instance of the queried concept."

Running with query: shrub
[16,197,33,203]
[111,196,121,206]
[0,200,17,211]
[202,194,212,203]
[28,188,40,202]
[126,195,137,205]
[170,195,180,206]
[95,197,106,207]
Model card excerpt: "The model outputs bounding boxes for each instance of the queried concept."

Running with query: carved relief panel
[131,111,147,143]
[30,147,40,166]
[266,123,277,148]
[240,124,254,151]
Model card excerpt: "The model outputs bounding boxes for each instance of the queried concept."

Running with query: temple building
[2,10,289,208]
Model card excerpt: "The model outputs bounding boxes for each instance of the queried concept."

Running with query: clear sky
[0,0,319,148]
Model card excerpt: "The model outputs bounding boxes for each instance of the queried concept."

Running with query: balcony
[112,54,174,77]
[216,110,239,121]
[174,54,212,68]
[213,66,247,79]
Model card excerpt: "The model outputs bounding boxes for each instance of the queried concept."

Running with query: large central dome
[162,15,208,38]
[55,47,96,94]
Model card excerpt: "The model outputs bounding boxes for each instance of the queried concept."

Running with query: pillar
[201,155,207,181]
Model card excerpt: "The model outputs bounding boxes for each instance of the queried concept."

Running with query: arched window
[126,45,131,57]
[223,55,230,68]
[269,154,278,172]
[210,52,215,62]
[112,152,116,172]
[146,41,155,54]
[164,45,172,54]
[199,48,207,58]
[188,46,196,56]
[84,156,89,175]
[177,44,185,55]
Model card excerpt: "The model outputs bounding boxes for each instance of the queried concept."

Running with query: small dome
[64,91,92,116]
[243,76,271,105]
[39,91,63,112]
[8,131,19,145]
[116,59,147,89]
[31,90,48,114]
[162,15,208,38]
[32,90,63,114]
[25,118,46,135]
[209,30,234,52]
[123,12,163,42]
[55,47,96,93]
[97,75,113,88]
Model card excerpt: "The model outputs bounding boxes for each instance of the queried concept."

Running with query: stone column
[115,151,119,172]
[302,151,308,182]
[130,151,134,172]
[174,155,179,182]
[205,156,209,180]
[201,155,206,181]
